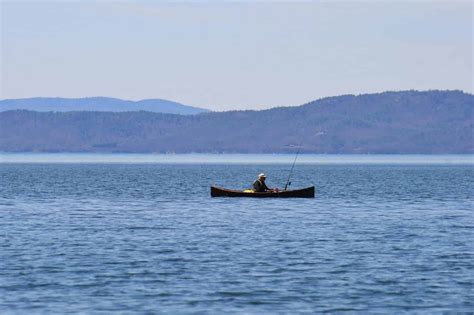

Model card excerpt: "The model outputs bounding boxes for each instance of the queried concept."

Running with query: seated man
[253,173,272,192]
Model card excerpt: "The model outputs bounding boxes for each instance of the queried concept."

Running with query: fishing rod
[284,147,300,191]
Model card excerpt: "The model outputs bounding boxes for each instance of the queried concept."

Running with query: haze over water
[1,153,473,165]
[0,154,472,313]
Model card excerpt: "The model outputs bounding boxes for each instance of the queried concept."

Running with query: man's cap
[258,173,266,178]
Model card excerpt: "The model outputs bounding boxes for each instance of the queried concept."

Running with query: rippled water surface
[1,159,473,313]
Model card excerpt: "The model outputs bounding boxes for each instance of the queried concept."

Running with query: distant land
[0,90,472,154]
[0,97,209,115]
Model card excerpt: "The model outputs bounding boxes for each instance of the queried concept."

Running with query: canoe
[210,186,315,198]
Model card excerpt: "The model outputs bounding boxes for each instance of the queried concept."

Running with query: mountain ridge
[1,90,472,154]
[0,97,209,115]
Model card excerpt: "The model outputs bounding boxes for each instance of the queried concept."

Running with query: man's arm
[262,182,271,191]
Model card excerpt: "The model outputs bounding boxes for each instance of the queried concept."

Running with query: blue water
[1,159,473,313]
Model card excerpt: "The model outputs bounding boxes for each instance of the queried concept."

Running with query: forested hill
[0,97,209,115]
[1,90,472,153]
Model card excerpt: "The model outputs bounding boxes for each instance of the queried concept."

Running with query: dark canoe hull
[211,186,315,198]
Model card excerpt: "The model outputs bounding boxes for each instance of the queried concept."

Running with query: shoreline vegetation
[1,90,473,154]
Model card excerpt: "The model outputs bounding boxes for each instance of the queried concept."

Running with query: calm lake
[1,154,473,313]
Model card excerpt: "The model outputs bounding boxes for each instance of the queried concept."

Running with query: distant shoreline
[1,153,473,165]
[2,91,472,154]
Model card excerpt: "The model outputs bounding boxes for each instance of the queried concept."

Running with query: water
[1,156,473,313]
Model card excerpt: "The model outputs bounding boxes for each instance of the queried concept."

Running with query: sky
[1,1,472,110]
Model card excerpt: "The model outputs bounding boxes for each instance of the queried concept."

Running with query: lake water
[1,154,473,313]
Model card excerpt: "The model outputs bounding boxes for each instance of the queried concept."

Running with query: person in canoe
[253,173,279,192]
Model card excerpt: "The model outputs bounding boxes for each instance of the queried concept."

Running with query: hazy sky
[1,1,472,110]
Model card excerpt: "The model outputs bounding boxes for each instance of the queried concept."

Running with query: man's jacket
[253,179,269,192]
